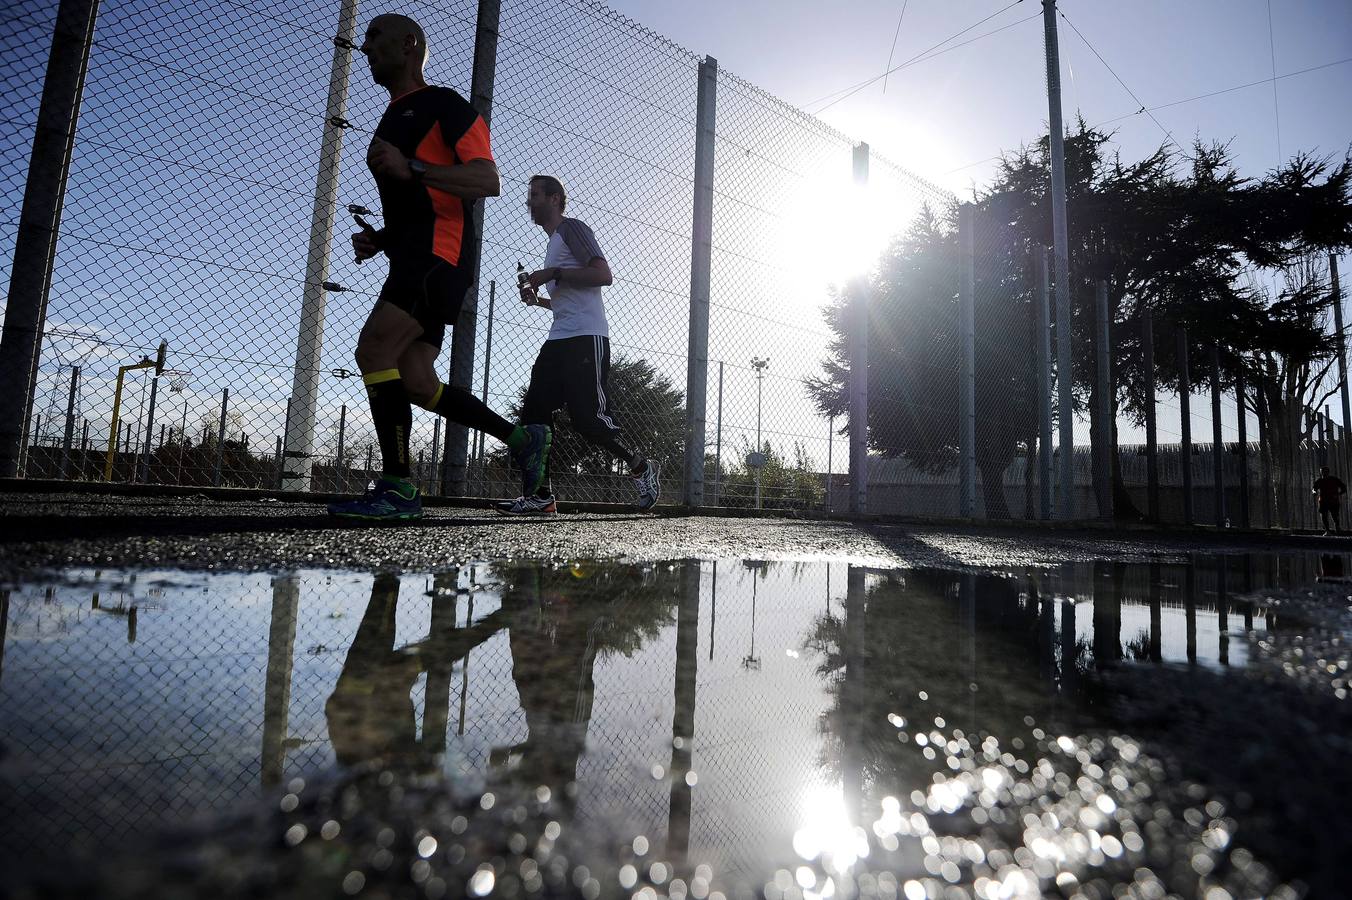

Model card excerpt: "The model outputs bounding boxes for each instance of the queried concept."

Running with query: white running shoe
[496,494,558,515]
[634,460,660,511]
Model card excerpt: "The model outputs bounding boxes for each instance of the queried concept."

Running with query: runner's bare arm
[421,158,500,199]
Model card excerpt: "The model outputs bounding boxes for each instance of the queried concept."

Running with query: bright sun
[776,170,909,312]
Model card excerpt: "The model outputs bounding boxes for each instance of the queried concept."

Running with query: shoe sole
[495,507,557,516]
[328,510,424,521]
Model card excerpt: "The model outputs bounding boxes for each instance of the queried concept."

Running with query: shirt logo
[401,110,415,117]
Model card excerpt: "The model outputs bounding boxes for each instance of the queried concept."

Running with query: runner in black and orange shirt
[328,14,549,521]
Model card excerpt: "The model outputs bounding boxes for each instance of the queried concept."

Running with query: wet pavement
[3,543,1350,898]
[0,490,1342,573]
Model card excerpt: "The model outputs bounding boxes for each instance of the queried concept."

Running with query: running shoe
[327,478,423,521]
[634,459,660,511]
[496,494,558,516]
[512,424,552,498]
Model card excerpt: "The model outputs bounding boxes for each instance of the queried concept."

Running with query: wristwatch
[553,266,563,284]
[408,158,428,182]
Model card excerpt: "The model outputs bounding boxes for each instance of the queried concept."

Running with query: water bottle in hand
[517,262,537,305]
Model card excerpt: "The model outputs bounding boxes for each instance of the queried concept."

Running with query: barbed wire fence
[0,0,1340,526]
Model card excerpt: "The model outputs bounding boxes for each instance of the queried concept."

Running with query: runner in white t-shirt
[499,174,660,515]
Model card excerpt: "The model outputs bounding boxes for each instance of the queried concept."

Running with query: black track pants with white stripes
[520,334,642,496]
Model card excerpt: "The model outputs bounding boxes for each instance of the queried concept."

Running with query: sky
[618,0,1352,197]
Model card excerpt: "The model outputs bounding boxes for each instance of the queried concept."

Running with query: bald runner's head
[360,14,429,90]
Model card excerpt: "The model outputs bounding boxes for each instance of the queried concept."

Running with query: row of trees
[809,120,1352,521]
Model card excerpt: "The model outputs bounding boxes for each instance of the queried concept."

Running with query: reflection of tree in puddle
[794,565,1296,897]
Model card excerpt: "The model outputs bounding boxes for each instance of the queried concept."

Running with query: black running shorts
[377,254,472,352]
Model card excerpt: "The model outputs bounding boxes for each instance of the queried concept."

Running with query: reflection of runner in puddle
[325,574,424,766]
[325,573,517,771]
[489,564,683,801]
[1317,553,1347,582]
[490,566,604,795]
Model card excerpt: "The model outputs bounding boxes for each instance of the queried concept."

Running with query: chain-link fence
[1,0,1345,526]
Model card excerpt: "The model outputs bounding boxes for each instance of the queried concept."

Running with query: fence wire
[2,0,1339,527]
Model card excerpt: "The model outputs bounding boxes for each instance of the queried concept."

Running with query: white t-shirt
[542,218,609,340]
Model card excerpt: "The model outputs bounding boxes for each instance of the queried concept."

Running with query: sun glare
[775,172,906,316]
[791,782,870,875]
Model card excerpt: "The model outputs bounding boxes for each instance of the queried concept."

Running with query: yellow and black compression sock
[364,369,412,479]
[418,382,516,445]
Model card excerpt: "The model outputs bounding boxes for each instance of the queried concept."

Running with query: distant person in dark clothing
[1313,466,1347,534]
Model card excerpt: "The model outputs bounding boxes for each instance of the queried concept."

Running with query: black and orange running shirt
[372,85,493,268]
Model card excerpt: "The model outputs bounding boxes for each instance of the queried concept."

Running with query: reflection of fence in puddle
[0,552,1331,879]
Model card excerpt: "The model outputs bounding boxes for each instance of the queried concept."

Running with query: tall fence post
[442,0,501,498]
[1331,254,1350,480]
[1254,376,1273,528]
[137,371,160,483]
[0,0,101,477]
[957,202,976,518]
[1236,363,1250,529]
[1178,328,1194,524]
[476,280,497,468]
[1093,281,1113,520]
[213,388,229,488]
[1142,310,1159,521]
[282,0,358,492]
[683,55,717,507]
[335,403,347,494]
[712,361,724,506]
[429,418,440,495]
[60,364,80,479]
[1036,250,1053,520]
[1045,0,1074,521]
[1210,343,1225,527]
[848,143,871,515]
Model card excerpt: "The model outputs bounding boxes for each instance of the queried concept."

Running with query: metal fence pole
[443,0,500,498]
[1178,329,1194,524]
[848,143,870,515]
[957,202,975,518]
[1094,281,1113,520]
[826,415,834,513]
[476,280,497,468]
[0,0,100,477]
[1255,376,1273,528]
[1321,406,1332,468]
[60,364,80,479]
[1045,0,1075,521]
[137,372,159,483]
[1141,310,1159,521]
[1210,343,1225,527]
[712,360,723,506]
[336,403,347,494]
[683,56,717,507]
[1036,250,1053,520]
[429,418,440,495]
[281,0,357,492]
[213,387,229,487]
[1331,254,1350,479]
[1236,363,1250,529]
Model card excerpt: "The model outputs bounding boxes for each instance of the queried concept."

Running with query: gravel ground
[0,490,1343,575]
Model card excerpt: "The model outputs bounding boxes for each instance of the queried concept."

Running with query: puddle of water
[0,552,1342,897]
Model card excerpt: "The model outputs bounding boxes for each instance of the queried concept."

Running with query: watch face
[410,159,428,176]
